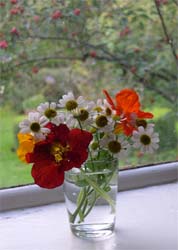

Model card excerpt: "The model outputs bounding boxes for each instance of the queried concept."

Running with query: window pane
[0,0,177,188]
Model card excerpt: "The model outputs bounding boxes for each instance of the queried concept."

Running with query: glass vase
[63,158,118,239]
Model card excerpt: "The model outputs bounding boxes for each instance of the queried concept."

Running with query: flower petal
[68,128,93,150]
[31,162,64,189]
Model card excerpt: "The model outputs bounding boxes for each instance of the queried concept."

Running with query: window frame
[0,161,177,212]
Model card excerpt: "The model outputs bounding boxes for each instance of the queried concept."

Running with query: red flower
[156,0,168,6]
[0,2,5,7]
[89,51,97,58]
[52,10,62,19]
[73,8,80,16]
[10,27,19,36]
[130,66,137,74]
[10,8,18,15]
[10,6,23,15]
[0,40,8,49]
[32,66,39,74]
[26,124,92,189]
[33,15,40,22]
[10,0,18,4]
[120,26,131,37]
[103,89,153,136]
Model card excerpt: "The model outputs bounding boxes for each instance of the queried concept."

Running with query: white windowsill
[0,182,177,250]
[0,162,177,212]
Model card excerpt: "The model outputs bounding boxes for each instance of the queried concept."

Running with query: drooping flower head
[103,88,153,136]
[25,123,93,189]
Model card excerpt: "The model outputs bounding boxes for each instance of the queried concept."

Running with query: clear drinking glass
[63,158,118,239]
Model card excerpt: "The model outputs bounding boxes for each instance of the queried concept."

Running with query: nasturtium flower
[26,123,93,189]
[17,133,35,162]
[103,89,153,136]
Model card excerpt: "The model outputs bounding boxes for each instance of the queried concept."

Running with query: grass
[151,107,171,119]
[0,107,33,188]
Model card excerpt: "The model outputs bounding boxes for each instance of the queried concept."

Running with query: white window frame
[0,161,177,212]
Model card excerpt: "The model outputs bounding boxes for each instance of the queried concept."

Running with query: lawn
[0,107,33,188]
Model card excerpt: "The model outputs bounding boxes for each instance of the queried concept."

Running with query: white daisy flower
[100,134,129,158]
[103,99,116,116]
[93,99,116,117]
[19,112,50,141]
[72,101,95,128]
[99,133,115,148]
[55,112,76,127]
[93,99,104,113]
[94,114,115,133]
[132,126,159,154]
[58,92,86,111]
[37,102,59,124]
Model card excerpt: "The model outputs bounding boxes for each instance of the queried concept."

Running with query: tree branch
[1,32,176,104]
[172,0,178,6]
[154,0,178,64]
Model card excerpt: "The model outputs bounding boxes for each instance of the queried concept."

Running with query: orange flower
[17,133,35,163]
[103,88,153,136]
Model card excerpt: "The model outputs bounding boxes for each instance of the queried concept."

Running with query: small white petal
[50,102,57,109]
[20,127,31,133]
[19,119,30,128]
[41,127,50,133]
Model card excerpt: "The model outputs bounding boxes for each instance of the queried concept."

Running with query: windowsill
[0,162,177,212]
[0,182,177,250]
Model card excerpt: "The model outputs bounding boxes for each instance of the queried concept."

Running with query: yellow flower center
[51,143,70,163]
[95,115,108,127]
[30,122,40,132]
[65,100,78,111]
[108,140,121,153]
[140,134,151,145]
[44,108,57,118]
[91,141,99,150]
[94,106,103,112]
[136,119,147,128]
[78,109,89,121]
[90,127,97,133]
[105,107,112,116]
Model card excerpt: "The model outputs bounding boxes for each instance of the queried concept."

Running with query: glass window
[0,0,177,188]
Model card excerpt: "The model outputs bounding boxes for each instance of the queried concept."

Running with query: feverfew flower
[37,102,59,124]
[100,134,129,158]
[94,114,115,133]
[58,92,86,111]
[94,99,116,117]
[132,125,159,154]
[71,101,95,127]
[19,112,50,140]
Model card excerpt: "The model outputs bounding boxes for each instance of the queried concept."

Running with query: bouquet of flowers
[17,88,159,228]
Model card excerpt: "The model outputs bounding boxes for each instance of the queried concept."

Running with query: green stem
[83,191,98,218]
[80,169,116,213]
[69,187,87,223]
[70,168,116,224]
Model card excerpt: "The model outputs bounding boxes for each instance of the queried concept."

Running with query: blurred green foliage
[0,0,177,187]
